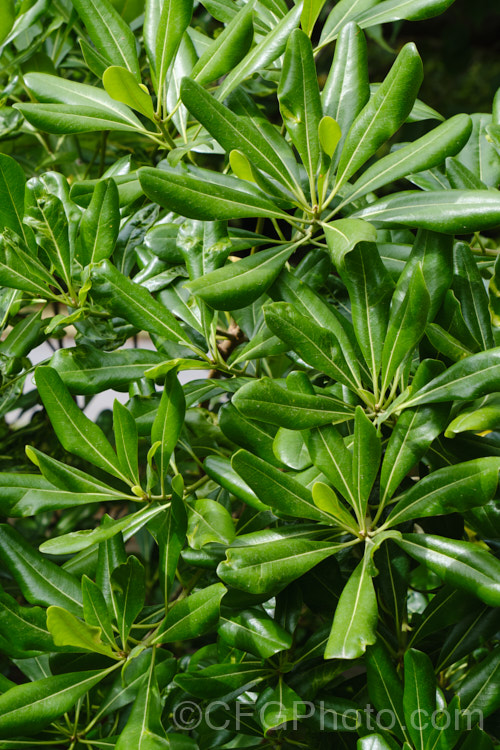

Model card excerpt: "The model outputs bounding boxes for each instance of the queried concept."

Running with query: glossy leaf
[396,533,500,607]
[322,23,369,170]
[0,524,83,615]
[155,0,193,94]
[232,449,338,524]
[151,369,185,491]
[453,241,494,350]
[387,458,500,527]
[77,178,119,266]
[366,641,407,742]
[185,243,296,310]
[111,556,146,646]
[70,0,140,78]
[113,401,139,486]
[149,494,187,602]
[335,43,423,191]
[278,29,322,181]
[103,66,155,120]
[354,189,500,233]
[218,610,292,658]
[82,575,116,649]
[90,259,189,345]
[306,425,356,506]
[46,606,115,657]
[191,1,253,86]
[0,668,114,739]
[152,582,226,644]
[403,649,436,750]
[457,648,500,720]
[187,499,236,548]
[233,378,354,429]
[138,166,289,221]
[325,554,378,659]
[352,407,381,521]
[204,455,265,510]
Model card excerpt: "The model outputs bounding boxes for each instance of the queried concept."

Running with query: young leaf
[103,66,155,121]
[325,554,378,659]
[335,43,423,191]
[301,0,327,36]
[46,606,116,657]
[312,482,358,532]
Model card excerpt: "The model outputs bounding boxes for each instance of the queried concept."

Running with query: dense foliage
[0,0,499,747]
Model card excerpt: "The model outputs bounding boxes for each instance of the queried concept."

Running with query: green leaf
[148,495,187,602]
[445,394,500,437]
[457,648,500,721]
[185,243,297,311]
[138,165,289,221]
[50,345,165,395]
[233,378,354,429]
[380,360,449,504]
[0,155,32,248]
[181,78,298,193]
[25,446,122,497]
[344,114,472,205]
[187,499,236,548]
[204,455,266,511]
[232,449,337,525]
[218,610,292,659]
[111,556,145,646]
[155,0,193,93]
[322,23,370,168]
[24,189,72,294]
[70,0,140,78]
[366,641,407,743]
[354,190,500,234]
[335,43,423,191]
[396,533,500,607]
[403,649,436,750]
[328,240,393,386]
[115,650,167,749]
[103,66,155,120]
[381,263,430,390]
[355,0,456,29]
[264,302,359,388]
[0,0,15,45]
[278,29,322,183]
[312,482,358,532]
[301,0,326,35]
[77,178,119,267]
[19,73,144,133]
[40,504,166,555]
[325,554,378,659]
[0,586,60,659]
[152,582,226,644]
[318,116,342,158]
[46,606,115,657]
[90,260,189,345]
[352,407,381,521]
[306,425,356,507]
[0,667,115,739]
[35,366,128,484]
[274,428,311,471]
[357,736,394,750]
[82,575,116,648]
[386,458,500,527]
[0,232,60,300]
[218,537,348,595]
[401,347,500,409]
[0,524,83,616]
[259,682,305,734]
[191,1,253,86]
[113,401,139,486]
[453,241,494,351]
[320,0,378,46]
[175,661,266,699]
[151,370,185,492]
[216,4,302,101]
